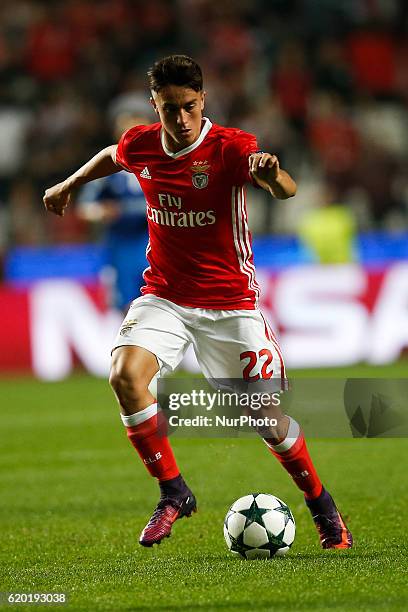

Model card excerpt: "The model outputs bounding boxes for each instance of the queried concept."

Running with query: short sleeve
[115,125,144,173]
[222,131,259,186]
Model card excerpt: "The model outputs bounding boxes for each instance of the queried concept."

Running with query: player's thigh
[194,309,285,382]
[111,296,192,377]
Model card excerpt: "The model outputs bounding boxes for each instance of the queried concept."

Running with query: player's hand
[249,152,280,188]
[43,182,72,217]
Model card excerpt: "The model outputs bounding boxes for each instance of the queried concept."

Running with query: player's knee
[109,362,147,403]
[110,346,159,410]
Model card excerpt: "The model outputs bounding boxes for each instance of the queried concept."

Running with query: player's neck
[163,120,205,153]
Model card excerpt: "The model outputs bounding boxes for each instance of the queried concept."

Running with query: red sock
[264,417,323,500]
[121,403,180,481]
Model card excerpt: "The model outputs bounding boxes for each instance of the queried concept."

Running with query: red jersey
[116,118,261,309]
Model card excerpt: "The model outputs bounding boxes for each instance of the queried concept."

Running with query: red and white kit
[112,116,351,551]
[113,118,285,381]
[116,117,260,310]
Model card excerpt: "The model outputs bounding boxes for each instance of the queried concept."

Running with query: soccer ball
[224,493,296,559]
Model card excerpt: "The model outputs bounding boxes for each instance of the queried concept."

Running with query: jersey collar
[161,117,212,159]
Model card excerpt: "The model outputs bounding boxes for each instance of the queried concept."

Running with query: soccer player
[43,55,352,550]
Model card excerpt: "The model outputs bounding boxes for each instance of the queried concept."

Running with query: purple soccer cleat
[306,487,353,549]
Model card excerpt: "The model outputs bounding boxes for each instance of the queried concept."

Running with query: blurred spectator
[272,41,312,134]
[75,99,154,310]
[8,179,46,246]
[298,184,357,263]
[0,0,406,253]
[207,16,256,72]
[356,142,403,226]
[347,25,397,98]
[0,106,32,178]
[236,95,292,156]
[314,38,354,102]
[25,4,78,82]
[308,92,360,196]
[355,97,408,157]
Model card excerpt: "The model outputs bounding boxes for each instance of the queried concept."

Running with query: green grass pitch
[1,364,407,611]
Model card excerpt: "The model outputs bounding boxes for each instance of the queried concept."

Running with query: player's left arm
[249,152,297,199]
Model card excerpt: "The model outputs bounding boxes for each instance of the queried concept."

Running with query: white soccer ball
[224,493,296,559]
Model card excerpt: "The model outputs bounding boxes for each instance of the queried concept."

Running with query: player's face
[150,85,205,152]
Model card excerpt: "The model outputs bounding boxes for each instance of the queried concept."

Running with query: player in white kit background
[43,55,352,550]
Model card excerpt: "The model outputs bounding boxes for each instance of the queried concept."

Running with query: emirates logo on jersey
[147,203,216,227]
[191,160,210,189]
[148,193,216,228]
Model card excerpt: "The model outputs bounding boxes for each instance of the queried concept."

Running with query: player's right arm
[43,145,120,217]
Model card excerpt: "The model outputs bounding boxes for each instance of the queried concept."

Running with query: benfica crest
[192,172,209,189]
[119,318,138,336]
[191,161,210,189]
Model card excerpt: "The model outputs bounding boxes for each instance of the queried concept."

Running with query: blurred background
[1,0,408,378]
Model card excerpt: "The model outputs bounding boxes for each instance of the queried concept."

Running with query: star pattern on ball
[273,501,293,526]
[238,499,271,528]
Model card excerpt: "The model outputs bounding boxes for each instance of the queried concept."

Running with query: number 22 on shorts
[240,349,274,382]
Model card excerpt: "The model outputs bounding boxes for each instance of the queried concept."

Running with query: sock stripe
[120,403,158,427]
[265,416,300,453]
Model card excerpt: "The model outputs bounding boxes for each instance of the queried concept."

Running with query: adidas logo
[140,166,152,179]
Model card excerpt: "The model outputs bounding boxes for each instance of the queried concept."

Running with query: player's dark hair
[148,55,203,92]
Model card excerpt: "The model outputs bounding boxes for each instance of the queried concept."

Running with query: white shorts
[112,295,286,382]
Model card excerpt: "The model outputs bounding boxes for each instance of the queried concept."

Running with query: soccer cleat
[139,493,197,547]
[305,487,353,549]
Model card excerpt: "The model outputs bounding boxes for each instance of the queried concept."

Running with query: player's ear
[200,91,206,111]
